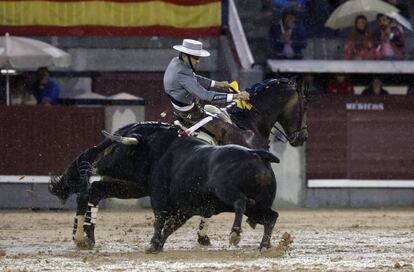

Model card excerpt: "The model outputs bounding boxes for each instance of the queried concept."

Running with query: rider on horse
[164,39,255,147]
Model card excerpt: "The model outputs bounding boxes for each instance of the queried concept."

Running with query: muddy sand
[0,208,413,271]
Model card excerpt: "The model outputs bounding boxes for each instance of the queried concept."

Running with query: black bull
[49,122,280,251]
[146,133,280,253]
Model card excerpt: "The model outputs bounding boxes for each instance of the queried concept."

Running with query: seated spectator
[361,77,390,96]
[269,9,306,59]
[303,73,325,96]
[343,15,375,60]
[326,74,354,95]
[31,67,61,105]
[373,13,404,60]
[11,75,36,105]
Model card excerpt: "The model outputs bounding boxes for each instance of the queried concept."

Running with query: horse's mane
[116,121,179,137]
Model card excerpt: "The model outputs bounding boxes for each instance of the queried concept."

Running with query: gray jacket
[164,57,230,107]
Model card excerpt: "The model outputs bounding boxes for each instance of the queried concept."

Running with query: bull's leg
[229,196,247,246]
[146,211,168,254]
[159,213,191,247]
[197,217,211,246]
[259,210,278,250]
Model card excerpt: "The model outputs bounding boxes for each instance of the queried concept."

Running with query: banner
[0,0,221,36]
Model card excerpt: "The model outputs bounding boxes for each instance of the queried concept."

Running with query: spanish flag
[0,0,222,36]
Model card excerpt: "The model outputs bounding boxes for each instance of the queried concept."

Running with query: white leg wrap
[198,217,209,237]
[85,202,99,225]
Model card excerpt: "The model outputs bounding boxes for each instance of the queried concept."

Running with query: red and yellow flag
[0,0,222,36]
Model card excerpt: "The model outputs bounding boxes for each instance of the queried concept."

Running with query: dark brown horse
[49,77,311,249]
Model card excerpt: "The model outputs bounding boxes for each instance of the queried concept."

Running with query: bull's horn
[101,130,138,145]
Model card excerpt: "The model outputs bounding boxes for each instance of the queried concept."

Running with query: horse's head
[277,77,309,147]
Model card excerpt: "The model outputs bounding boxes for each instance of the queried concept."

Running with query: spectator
[373,13,404,60]
[361,77,390,96]
[303,73,325,96]
[269,9,306,59]
[31,67,61,105]
[11,75,36,105]
[343,15,375,60]
[326,74,354,95]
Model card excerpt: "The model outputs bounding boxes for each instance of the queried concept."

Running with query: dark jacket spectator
[326,74,354,95]
[269,9,307,59]
[343,15,375,60]
[361,77,390,96]
[373,13,405,60]
[31,67,60,105]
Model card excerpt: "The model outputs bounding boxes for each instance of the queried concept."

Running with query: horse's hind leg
[81,179,148,249]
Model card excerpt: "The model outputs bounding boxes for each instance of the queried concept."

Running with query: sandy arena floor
[0,208,413,271]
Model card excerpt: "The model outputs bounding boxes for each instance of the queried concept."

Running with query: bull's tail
[48,138,115,202]
[251,150,280,163]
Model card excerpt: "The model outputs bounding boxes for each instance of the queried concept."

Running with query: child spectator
[343,15,375,60]
[361,77,390,96]
[326,74,354,95]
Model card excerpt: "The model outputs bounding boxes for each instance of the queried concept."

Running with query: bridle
[271,80,308,144]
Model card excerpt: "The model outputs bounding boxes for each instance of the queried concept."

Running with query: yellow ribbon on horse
[229,81,253,110]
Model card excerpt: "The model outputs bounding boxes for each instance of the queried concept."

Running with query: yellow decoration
[229,81,253,110]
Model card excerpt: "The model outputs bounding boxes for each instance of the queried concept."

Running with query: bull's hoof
[145,244,162,254]
[246,218,257,229]
[229,231,241,246]
[197,234,211,246]
[259,241,271,251]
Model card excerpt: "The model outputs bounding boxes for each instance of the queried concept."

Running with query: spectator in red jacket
[343,15,375,60]
[326,74,355,95]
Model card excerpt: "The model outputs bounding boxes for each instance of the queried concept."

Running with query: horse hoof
[197,235,211,246]
[229,231,241,246]
[145,244,162,254]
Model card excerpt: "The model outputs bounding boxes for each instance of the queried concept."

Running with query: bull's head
[49,175,71,202]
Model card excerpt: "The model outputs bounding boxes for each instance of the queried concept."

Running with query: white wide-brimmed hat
[173,39,210,57]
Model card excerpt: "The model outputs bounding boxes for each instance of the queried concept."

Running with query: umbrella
[0,33,71,105]
[325,0,399,29]
[387,12,413,31]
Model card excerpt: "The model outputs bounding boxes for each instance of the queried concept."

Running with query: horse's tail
[48,138,115,202]
[250,150,280,163]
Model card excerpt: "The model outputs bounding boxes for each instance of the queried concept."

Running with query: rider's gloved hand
[214,81,230,89]
[234,91,250,101]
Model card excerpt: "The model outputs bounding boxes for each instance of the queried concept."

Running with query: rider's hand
[233,91,250,101]
[215,81,230,90]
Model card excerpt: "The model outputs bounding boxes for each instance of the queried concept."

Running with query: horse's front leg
[197,217,211,246]
[73,191,89,249]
